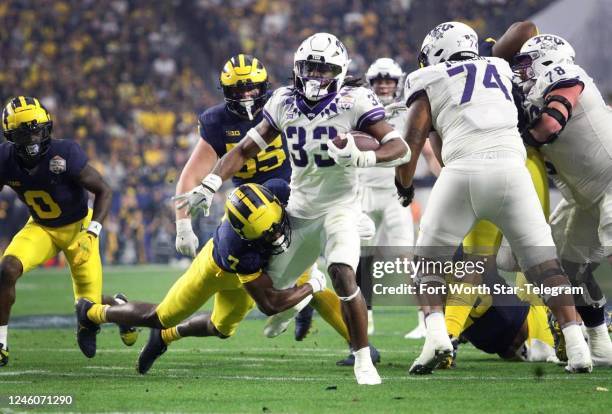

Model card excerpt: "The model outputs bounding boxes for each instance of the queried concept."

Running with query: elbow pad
[522,94,573,147]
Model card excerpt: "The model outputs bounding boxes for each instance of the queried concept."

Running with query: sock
[426,312,448,335]
[161,326,181,345]
[367,309,374,322]
[354,346,372,365]
[311,289,350,342]
[562,323,585,350]
[577,306,605,328]
[445,283,478,338]
[0,325,7,348]
[586,323,610,341]
[87,304,109,324]
[417,310,425,328]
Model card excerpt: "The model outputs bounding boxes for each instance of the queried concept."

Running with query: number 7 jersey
[263,85,385,219]
[404,57,526,165]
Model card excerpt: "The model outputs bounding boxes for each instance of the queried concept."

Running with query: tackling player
[176,32,411,384]
[514,34,612,366]
[0,96,120,364]
[397,22,591,374]
[80,180,336,374]
[173,54,367,364]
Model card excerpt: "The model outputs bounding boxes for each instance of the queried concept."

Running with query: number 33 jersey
[404,57,526,165]
[263,85,385,219]
[0,139,89,227]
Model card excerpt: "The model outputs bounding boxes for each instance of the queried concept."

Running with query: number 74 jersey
[263,85,385,219]
[404,57,526,166]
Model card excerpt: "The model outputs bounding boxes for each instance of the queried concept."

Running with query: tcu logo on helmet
[429,23,454,40]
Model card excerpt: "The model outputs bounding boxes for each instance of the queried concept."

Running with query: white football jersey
[404,57,526,165]
[358,102,408,189]
[524,63,612,206]
[263,85,385,219]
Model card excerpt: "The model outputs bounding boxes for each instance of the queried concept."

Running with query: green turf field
[2,266,611,413]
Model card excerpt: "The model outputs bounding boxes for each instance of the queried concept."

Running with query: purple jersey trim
[356,107,385,130]
[295,93,337,119]
[262,108,281,132]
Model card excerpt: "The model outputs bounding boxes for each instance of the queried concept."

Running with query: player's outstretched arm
[492,21,538,62]
[243,271,325,316]
[396,93,433,188]
[78,164,112,225]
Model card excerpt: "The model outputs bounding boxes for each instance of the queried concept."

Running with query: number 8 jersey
[404,57,526,165]
[263,85,385,219]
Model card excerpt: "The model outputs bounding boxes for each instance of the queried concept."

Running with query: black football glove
[395,178,415,207]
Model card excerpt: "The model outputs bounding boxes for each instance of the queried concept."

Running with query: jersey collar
[295,92,337,120]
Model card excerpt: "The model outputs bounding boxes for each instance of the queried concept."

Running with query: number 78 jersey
[404,57,526,165]
[263,85,385,219]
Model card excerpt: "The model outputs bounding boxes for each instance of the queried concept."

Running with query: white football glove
[173,174,222,217]
[327,133,377,168]
[306,266,327,293]
[357,212,376,240]
[175,218,199,257]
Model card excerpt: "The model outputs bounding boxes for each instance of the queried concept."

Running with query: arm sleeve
[262,88,286,133]
[352,87,386,131]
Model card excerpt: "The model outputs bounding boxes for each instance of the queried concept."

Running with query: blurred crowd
[0,0,553,264]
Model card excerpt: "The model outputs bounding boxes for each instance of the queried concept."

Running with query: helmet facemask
[294,60,344,102]
[256,210,291,255]
[5,121,52,168]
[223,81,269,121]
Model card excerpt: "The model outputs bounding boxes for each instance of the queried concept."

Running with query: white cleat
[263,308,298,338]
[564,330,593,373]
[354,361,382,385]
[409,331,453,375]
[587,324,612,367]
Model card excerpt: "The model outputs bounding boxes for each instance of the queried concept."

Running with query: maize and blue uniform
[459,272,555,361]
[0,139,102,303]
[155,180,291,336]
[198,101,291,187]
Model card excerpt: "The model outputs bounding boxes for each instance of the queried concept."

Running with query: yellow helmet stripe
[18,96,27,109]
[238,53,246,68]
[249,184,274,205]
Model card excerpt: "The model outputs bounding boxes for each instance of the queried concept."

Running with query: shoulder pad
[534,63,584,98]
[404,66,441,106]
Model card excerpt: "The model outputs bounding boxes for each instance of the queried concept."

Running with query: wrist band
[87,221,102,237]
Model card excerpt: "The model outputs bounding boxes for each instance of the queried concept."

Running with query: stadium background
[1,0,609,265]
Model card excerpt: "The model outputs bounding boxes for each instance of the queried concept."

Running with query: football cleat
[114,293,139,346]
[75,298,100,358]
[294,305,314,341]
[437,336,459,369]
[409,331,453,375]
[586,324,612,367]
[354,356,381,385]
[336,344,380,366]
[137,329,167,375]
[0,344,8,367]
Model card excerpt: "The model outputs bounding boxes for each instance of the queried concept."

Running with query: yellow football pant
[3,210,102,303]
[155,239,255,337]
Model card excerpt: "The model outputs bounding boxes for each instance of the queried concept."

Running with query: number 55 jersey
[404,56,526,165]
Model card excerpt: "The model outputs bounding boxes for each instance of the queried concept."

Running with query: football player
[0,96,126,365]
[513,34,612,366]
[436,20,550,352]
[357,58,414,337]
[174,54,369,363]
[80,180,335,374]
[176,33,411,384]
[397,22,591,374]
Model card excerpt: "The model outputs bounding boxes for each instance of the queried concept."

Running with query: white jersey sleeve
[346,86,386,131]
[528,63,585,107]
[262,86,296,132]
[404,67,442,107]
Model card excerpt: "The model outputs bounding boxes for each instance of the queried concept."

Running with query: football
[331,131,380,151]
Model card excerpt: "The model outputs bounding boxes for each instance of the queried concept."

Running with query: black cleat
[113,293,139,346]
[437,336,459,369]
[137,329,167,375]
[336,344,381,366]
[294,305,314,341]
[0,344,8,367]
[409,349,453,375]
[75,298,100,358]
[548,311,567,362]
